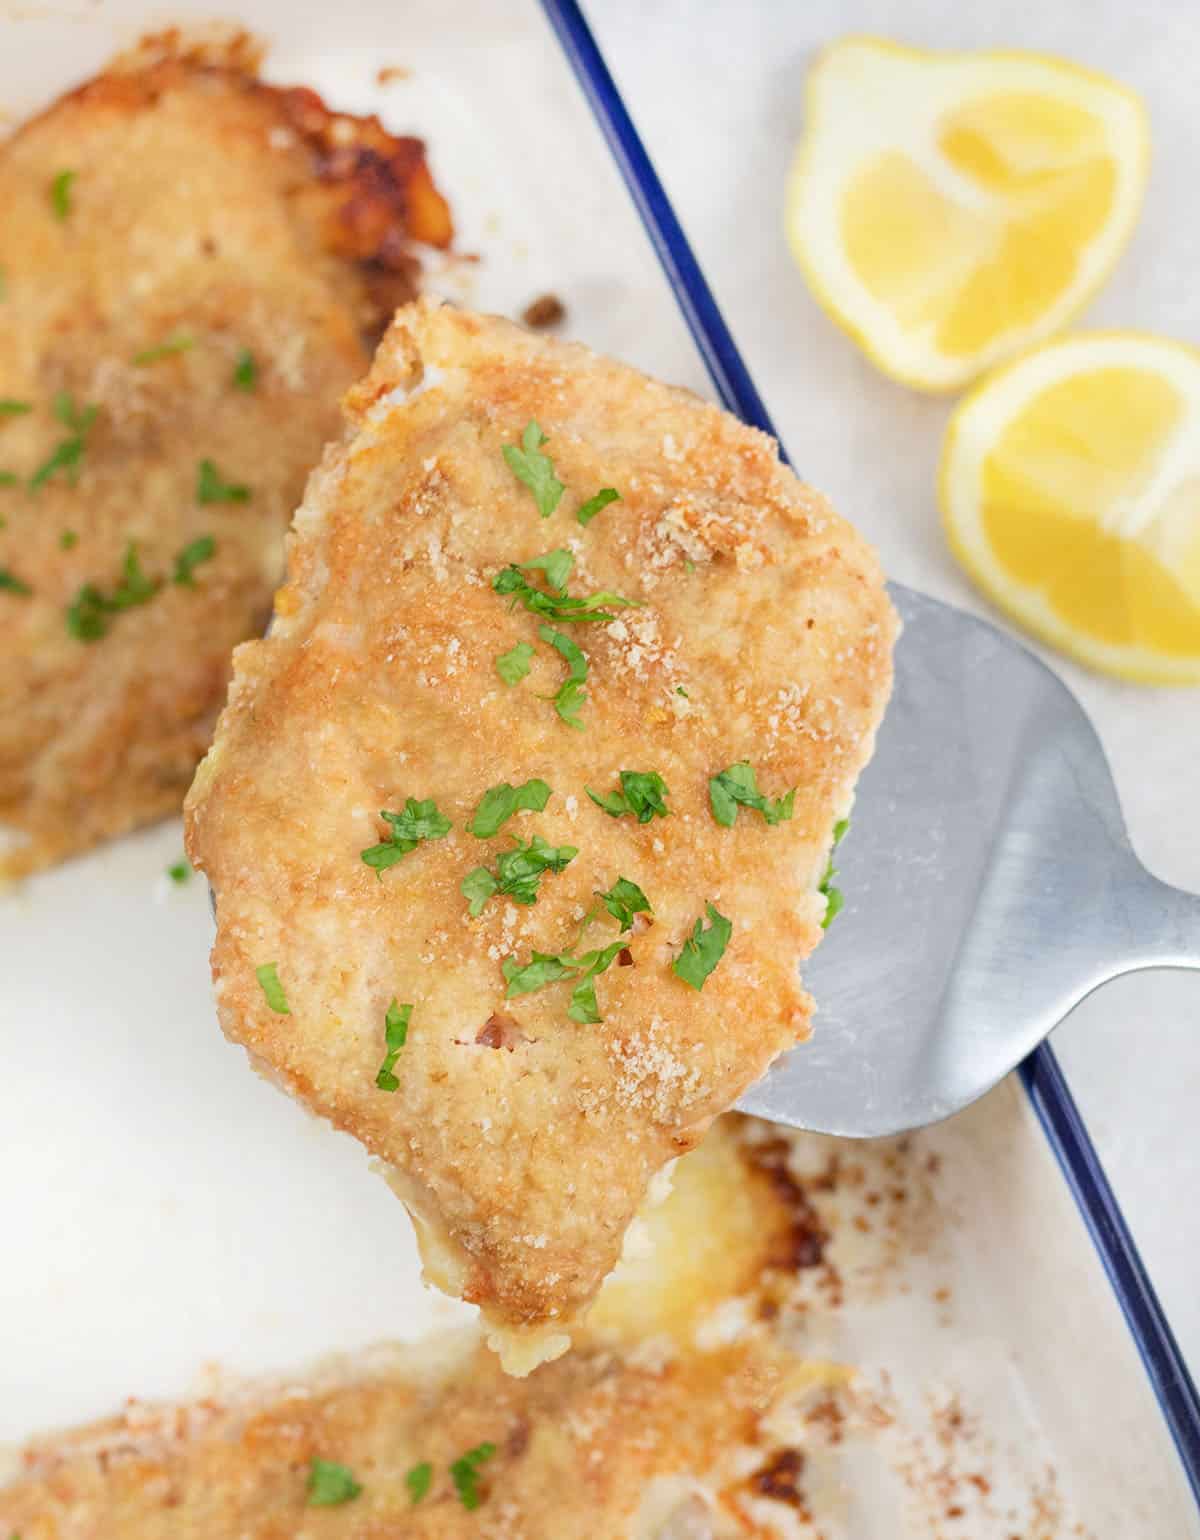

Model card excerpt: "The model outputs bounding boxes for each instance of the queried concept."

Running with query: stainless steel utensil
[539,1,1200,1141]
[738,584,1200,1136]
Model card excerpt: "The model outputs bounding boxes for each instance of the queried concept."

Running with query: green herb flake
[362,797,453,873]
[133,334,194,366]
[496,640,534,686]
[493,550,638,625]
[709,762,795,829]
[30,394,99,491]
[576,487,619,527]
[306,1458,362,1507]
[672,903,732,991]
[566,941,627,1024]
[0,399,32,416]
[596,876,652,932]
[172,534,216,586]
[450,1442,497,1511]
[501,950,578,997]
[233,347,258,391]
[65,542,161,640]
[585,770,670,825]
[59,529,78,549]
[818,817,849,929]
[66,585,106,639]
[501,939,627,1023]
[375,999,413,1092]
[467,778,551,839]
[0,568,32,596]
[675,686,689,698]
[167,860,191,884]
[405,1461,433,1505]
[523,547,574,590]
[196,457,250,504]
[109,543,159,607]
[503,420,563,519]
[461,834,577,917]
[0,472,17,486]
[50,169,76,221]
[255,962,290,1015]
[538,623,588,730]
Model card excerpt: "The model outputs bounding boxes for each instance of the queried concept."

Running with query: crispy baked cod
[0,1118,859,1539]
[0,41,451,878]
[185,301,896,1371]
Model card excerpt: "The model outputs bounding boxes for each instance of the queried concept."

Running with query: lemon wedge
[940,332,1200,683]
[787,37,1149,391]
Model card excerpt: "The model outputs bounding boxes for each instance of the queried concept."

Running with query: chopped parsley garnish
[50,169,76,220]
[167,859,191,884]
[493,549,638,625]
[172,535,216,586]
[65,586,107,639]
[196,457,250,503]
[522,547,573,589]
[538,623,588,729]
[467,778,551,838]
[0,568,31,596]
[503,420,563,519]
[405,1461,433,1504]
[306,1458,362,1507]
[66,542,161,640]
[450,1442,497,1511]
[819,817,849,928]
[495,640,534,685]
[233,348,258,391]
[375,999,412,1091]
[30,394,98,490]
[672,903,732,991]
[255,962,290,1015]
[502,941,627,1023]
[59,529,78,549]
[596,876,652,931]
[500,950,578,996]
[0,399,32,416]
[586,770,670,824]
[133,334,194,366]
[0,472,17,486]
[361,797,452,872]
[675,686,689,698]
[709,762,795,828]
[462,834,577,916]
[576,487,620,526]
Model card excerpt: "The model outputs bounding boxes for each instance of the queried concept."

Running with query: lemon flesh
[942,335,1200,683]
[790,39,1149,390]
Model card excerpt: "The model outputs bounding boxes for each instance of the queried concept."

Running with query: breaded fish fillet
[0,42,451,878]
[185,300,896,1371]
[0,1119,852,1539]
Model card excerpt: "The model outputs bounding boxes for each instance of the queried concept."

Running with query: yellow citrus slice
[940,332,1200,683]
[786,37,1149,391]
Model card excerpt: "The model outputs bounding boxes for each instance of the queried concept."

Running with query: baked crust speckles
[0,1118,859,1539]
[185,300,896,1369]
[0,43,450,878]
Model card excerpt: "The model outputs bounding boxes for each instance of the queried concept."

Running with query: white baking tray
[1,1,1197,1533]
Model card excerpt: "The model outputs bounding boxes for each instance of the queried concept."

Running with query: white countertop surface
[590,0,1200,1367]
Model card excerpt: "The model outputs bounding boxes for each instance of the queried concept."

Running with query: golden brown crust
[0,1119,848,1539]
[185,301,896,1355]
[0,46,449,878]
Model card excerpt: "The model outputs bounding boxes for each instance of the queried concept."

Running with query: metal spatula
[737,584,1200,1135]
[544,0,1200,1139]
